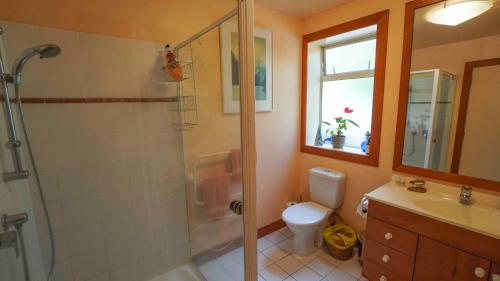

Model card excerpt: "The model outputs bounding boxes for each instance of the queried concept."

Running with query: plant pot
[332,135,346,149]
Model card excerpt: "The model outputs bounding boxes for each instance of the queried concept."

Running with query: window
[301,11,389,166]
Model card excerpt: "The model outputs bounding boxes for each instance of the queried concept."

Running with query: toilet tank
[309,167,346,209]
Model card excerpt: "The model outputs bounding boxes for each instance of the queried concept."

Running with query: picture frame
[220,22,273,113]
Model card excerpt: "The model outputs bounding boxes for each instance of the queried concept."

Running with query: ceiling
[255,0,353,19]
[413,0,500,49]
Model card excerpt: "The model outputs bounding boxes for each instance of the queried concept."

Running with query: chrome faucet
[407,179,426,193]
[459,186,472,205]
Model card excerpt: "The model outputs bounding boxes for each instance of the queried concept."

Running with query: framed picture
[220,22,273,113]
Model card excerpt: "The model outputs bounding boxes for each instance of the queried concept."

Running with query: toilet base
[292,231,318,256]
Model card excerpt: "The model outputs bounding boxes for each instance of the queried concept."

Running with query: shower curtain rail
[174,8,237,51]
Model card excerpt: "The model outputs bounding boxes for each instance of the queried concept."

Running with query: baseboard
[258,219,286,238]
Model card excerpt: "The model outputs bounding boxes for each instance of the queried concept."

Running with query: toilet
[282,167,346,256]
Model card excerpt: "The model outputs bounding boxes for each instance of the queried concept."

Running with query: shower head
[11,44,61,85]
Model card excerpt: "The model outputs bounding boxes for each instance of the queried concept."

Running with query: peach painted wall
[254,5,303,227]
[300,0,411,232]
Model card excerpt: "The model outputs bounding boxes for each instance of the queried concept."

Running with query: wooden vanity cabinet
[414,236,490,281]
[490,263,500,281]
[362,200,500,281]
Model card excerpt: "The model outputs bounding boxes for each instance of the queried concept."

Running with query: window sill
[315,144,367,156]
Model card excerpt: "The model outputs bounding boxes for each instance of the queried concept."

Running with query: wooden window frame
[300,11,389,166]
[392,0,500,191]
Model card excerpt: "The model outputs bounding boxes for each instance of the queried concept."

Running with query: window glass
[321,78,374,149]
[324,39,376,74]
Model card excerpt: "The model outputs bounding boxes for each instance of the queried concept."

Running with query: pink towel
[230,149,242,182]
[200,173,231,219]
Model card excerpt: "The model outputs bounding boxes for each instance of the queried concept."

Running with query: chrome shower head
[11,44,61,85]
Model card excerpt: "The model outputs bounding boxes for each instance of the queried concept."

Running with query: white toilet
[282,167,346,256]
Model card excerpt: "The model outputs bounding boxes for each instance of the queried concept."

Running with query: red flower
[344,107,354,113]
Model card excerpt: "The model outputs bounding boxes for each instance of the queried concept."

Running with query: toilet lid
[282,202,331,225]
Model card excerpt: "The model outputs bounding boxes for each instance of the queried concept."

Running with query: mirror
[394,0,500,189]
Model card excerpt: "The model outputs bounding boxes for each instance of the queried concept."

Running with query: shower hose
[14,84,55,281]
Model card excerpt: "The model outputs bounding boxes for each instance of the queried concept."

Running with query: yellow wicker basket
[323,223,357,260]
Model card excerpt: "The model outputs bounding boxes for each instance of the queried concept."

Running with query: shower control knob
[379,275,387,281]
[230,200,243,215]
[382,254,391,263]
[384,233,393,240]
[474,267,486,278]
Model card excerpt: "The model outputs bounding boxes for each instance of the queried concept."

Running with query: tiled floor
[197,227,364,281]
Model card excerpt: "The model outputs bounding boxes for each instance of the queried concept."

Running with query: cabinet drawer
[365,238,414,280]
[366,216,417,257]
[362,258,409,281]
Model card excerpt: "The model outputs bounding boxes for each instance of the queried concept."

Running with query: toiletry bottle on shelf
[361,131,371,154]
[164,44,183,81]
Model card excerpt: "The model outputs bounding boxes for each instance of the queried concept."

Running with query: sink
[366,176,500,239]
[410,196,500,237]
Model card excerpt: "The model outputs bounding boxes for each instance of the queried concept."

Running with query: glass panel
[324,38,376,74]
[321,78,374,152]
[0,1,244,281]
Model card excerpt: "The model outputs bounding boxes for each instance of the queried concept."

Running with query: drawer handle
[379,275,387,281]
[474,267,486,278]
[382,254,391,263]
[384,233,393,240]
[491,274,500,281]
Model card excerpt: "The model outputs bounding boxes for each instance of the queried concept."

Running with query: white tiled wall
[0,21,190,281]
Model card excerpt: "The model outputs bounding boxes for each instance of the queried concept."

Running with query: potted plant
[322,107,360,149]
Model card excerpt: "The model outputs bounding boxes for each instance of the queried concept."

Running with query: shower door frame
[237,1,258,281]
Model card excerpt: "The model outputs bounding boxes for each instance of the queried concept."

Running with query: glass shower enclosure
[403,69,456,171]
[0,1,256,281]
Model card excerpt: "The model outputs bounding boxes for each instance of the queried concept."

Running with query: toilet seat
[282,201,331,226]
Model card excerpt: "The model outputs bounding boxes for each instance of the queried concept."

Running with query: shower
[0,42,61,281]
[11,44,61,85]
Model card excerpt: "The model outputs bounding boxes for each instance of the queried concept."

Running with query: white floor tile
[258,238,275,251]
[283,277,297,281]
[292,267,322,281]
[276,238,293,254]
[276,255,303,275]
[198,259,224,277]
[258,273,267,281]
[217,250,243,268]
[265,231,288,244]
[258,252,273,271]
[337,257,361,279]
[226,262,245,281]
[317,251,343,267]
[325,269,357,281]
[292,252,317,265]
[278,227,293,238]
[263,246,289,262]
[205,270,235,281]
[307,257,336,277]
[260,264,289,281]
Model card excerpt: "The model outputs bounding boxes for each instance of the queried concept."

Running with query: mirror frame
[393,0,500,191]
[300,10,389,167]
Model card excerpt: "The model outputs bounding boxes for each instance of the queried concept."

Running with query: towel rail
[192,151,232,206]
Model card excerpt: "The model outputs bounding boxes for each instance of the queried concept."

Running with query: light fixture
[425,0,493,26]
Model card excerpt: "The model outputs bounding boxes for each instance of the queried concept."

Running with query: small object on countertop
[164,44,183,81]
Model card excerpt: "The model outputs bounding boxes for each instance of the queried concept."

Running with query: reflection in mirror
[401,0,500,182]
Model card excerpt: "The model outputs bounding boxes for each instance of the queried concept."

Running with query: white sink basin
[412,197,500,235]
[366,176,500,239]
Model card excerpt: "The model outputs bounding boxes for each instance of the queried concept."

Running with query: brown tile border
[0,97,178,103]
